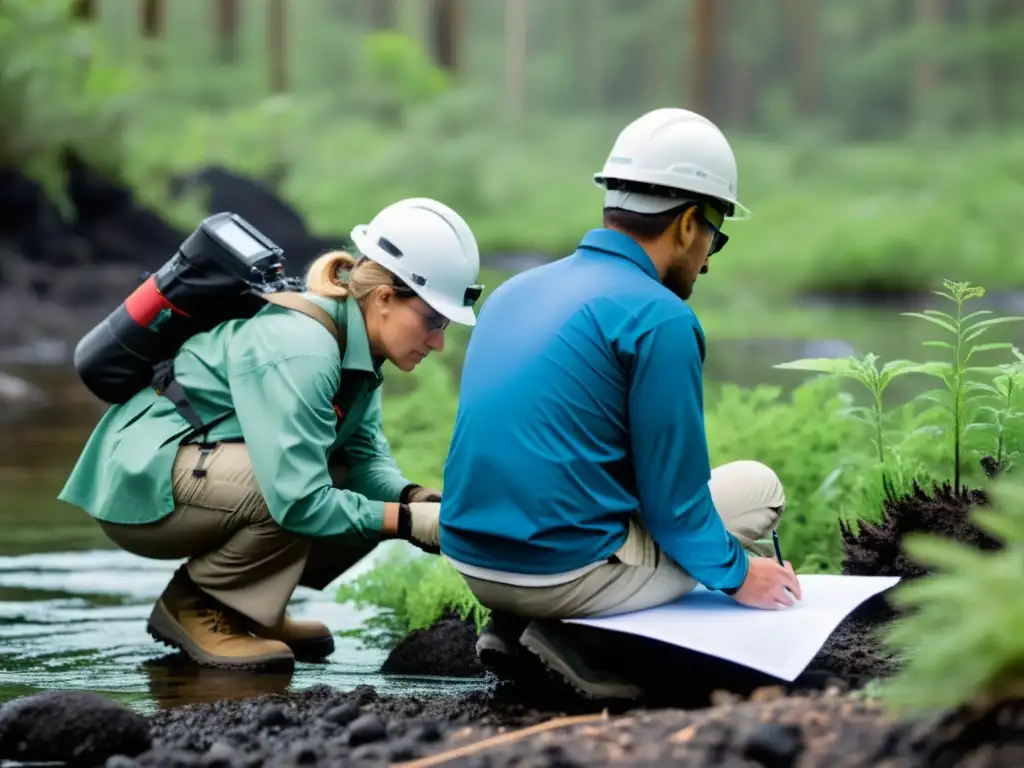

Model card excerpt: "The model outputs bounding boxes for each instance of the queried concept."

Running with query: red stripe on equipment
[124,276,189,326]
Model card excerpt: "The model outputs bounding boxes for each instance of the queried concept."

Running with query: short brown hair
[602,204,691,241]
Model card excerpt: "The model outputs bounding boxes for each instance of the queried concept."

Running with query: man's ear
[676,206,699,246]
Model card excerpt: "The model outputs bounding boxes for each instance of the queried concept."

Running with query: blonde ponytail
[304,250,403,306]
[304,251,357,298]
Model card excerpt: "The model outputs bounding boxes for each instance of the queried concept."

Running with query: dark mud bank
[0,156,349,354]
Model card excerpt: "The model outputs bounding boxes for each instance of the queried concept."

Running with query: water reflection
[143,653,297,709]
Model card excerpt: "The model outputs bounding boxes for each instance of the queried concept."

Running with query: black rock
[388,738,421,762]
[417,721,443,743]
[347,713,386,747]
[323,701,361,726]
[0,691,152,765]
[256,703,292,729]
[742,722,804,768]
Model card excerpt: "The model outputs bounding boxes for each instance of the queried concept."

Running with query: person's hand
[407,486,442,503]
[398,502,441,555]
[731,557,803,610]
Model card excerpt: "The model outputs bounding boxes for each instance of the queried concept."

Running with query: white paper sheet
[564,574,901,681]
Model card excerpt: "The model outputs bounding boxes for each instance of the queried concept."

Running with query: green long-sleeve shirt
[58,292,411,540]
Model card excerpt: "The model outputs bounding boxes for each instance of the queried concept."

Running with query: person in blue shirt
[438,108,803,701]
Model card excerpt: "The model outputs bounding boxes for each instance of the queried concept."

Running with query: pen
[773,529,796,601]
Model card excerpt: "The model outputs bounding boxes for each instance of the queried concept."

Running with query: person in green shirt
[58,197,484,671]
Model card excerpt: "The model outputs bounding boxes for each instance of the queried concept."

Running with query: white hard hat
[350,197,483,326]
[593,107,750,220]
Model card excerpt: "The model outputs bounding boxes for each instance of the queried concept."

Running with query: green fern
[335,546,489,650]
[880,476,1024,714]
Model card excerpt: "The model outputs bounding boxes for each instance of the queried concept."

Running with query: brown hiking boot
[147,568,295,671]
[247,613,335,662]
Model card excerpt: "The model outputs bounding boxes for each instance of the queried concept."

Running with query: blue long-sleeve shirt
[439,228,749,592]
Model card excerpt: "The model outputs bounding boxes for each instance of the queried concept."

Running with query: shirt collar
[576,228,661,281]
[297,291,377,374]
[338,296,378,374]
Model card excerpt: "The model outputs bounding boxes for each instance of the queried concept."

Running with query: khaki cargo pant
[460,460,786,619]
[98,442,376,628]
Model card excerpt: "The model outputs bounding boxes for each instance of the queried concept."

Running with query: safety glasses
[696,203,729,256]
[411,304,450,334]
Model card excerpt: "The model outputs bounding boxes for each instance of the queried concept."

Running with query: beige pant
[461,460,786,619]
[99,442,375,628]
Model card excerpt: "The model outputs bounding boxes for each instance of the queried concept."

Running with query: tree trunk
[985,0,1017,125]
[268,0,288,93]
[215,0,240,64]
[787,0,820,117]
[72,0,96,21]
[690,0,715,117]
[430,0,462,74]
[140,0,163,38]
[504,0,528,119]
[914,0,943,122]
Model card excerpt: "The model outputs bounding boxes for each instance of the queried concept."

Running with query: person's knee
[739,460,786,513]
[711,459,786,531]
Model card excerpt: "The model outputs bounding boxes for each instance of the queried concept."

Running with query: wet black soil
[841,480,998,581]
[840,478,1001,623]
[381,611,486,678]
[142,684,1024,767]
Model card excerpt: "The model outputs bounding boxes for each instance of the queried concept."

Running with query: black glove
[400,483,442,503]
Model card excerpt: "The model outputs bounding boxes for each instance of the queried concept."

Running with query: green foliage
[775,280,1024,502]
[880,476,1024,714]
[900,280,1024,489]
[355,31,452,124]
[0,0,138,201]
[972,347,1024,472]
[704,379,879,574]
[773,353,923,501]
[335,546,489,650]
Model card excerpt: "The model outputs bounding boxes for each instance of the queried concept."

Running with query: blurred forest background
[1,0,1023,571]
[5,0,1023,299]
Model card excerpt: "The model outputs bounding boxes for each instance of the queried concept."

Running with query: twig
[393,712,610,768]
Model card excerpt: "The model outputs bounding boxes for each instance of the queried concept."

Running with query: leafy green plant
[880,475,1024,714]
[704,378,889,572]
[970,346,1024,474]
[773,352,921,501]
[335,546,489,650]
[901,280,1024,492]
